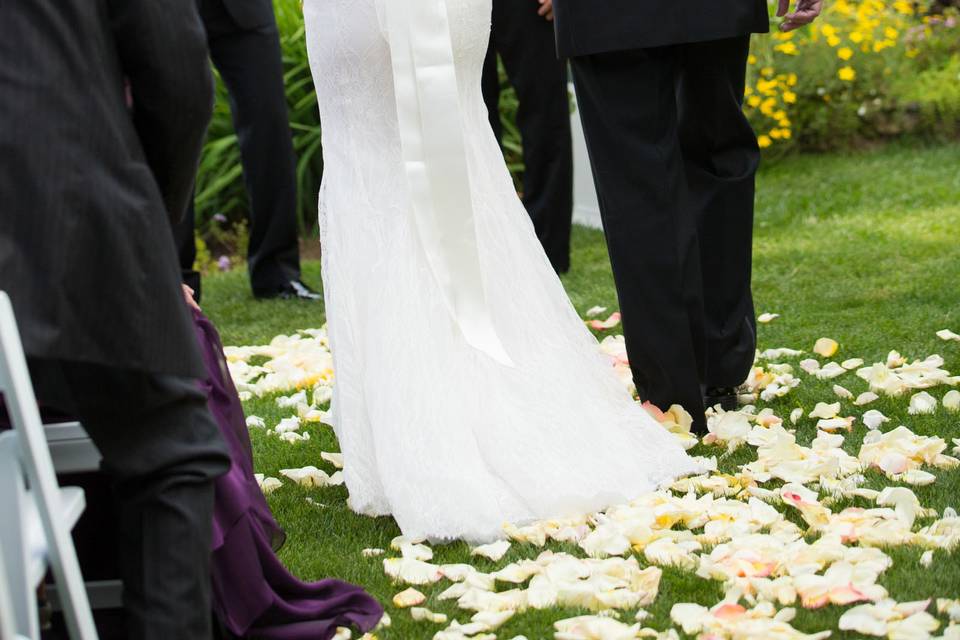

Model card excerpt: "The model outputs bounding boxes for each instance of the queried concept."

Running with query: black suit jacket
[217,0,277,29]
[0,0,213,378]
[553,0,770,58]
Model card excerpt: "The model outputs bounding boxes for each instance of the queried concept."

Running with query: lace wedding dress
[303,0,700,543]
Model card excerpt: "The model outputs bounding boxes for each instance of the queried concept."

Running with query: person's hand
[777,0,824,31]
[182,284,201,312]
[537,0,554,21]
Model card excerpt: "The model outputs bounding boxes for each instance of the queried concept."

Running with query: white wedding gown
[303,0,700,542]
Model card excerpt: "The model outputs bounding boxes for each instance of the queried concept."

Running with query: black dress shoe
[256,279,322,301]
[703,386,738,411]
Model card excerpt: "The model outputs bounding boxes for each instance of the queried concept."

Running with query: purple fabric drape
[192,309,384,639]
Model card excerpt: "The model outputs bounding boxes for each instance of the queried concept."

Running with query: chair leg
[0,438,40,639]
[0,292,99,640]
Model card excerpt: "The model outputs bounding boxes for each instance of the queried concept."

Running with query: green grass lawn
[202,142,960,639]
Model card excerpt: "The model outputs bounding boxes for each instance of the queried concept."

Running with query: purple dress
[192,309,383,639]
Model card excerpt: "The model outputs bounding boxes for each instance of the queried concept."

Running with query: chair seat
[25,486,86,585]
[45,421,102,473]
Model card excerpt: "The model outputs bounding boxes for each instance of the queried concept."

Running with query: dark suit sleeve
[107,0,214,223]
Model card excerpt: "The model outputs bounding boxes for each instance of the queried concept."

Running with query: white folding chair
[0,549,30,640]
[43,422,124,612]
[0,291,98,640]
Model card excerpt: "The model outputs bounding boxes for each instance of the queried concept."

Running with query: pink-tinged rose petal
[783,491,805,506]
[712,603,747,619]
[830,585,871,606]
[641,401,666,422]
[802,594,832,609]
[588,311,622,330]
[878,452,909,475]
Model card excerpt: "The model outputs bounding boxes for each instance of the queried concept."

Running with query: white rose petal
[800,359,822,374]
[383,558,443,585]
[321,451,345,469]
[410,607,447,624]
[817,417,854,432]
[896,469,936,486]
[274,416,302,434]
[392,587,426,608]
[862,410,890,430]
[834,384,854,399]
[908,391,938,415]
[943,390,960,412]
[471,540,512,562]
[937,329,960,342]
[254,474,283,494]
[855,392,880,406]
[816,362,848,380]
[810,402,841,420]
[279,466,336,488]
[758,313,780,323]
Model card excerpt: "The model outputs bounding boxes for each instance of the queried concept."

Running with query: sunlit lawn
[202,142,960,639]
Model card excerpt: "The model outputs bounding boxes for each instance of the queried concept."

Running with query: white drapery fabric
[384,0,513,366]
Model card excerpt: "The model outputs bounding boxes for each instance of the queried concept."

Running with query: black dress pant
[176,0,300,299]
[29,359,231,640]
[482,0,574,274]
[570,36,759,430]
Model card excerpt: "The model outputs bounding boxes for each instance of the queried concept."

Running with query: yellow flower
[757,135,772,148]
[761,66,775,77]
[757,79,779,95]
[827,35,842,47]
[748,54,757,65]
[782,90,797,104]
[760,98,777,116]
[787,73,798,87]
[747,95,762,108]
[893,0,914,13]
[775,42,799,55]
[837,47,854,61]
[838,66,856,81]
[885,27,899,39]
[849,31,864,43]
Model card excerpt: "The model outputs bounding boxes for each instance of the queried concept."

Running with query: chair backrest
[0,292,97,639]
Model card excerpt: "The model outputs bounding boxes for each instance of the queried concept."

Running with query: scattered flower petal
[908,391,938,415]
[472,540,512,562]
[392,587,426,608]
[814,338,839,358]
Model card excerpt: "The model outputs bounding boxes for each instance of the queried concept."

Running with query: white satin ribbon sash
[385,0,513,367]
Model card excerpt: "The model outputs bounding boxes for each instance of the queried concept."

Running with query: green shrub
[745,0,960,153]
